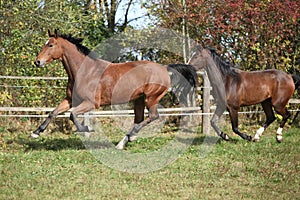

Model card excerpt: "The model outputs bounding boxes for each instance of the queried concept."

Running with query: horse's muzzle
[34,59,43,67]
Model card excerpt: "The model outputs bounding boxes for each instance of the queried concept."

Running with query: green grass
[0,121,299,200]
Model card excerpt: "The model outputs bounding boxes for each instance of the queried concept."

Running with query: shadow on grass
[14,135,113,152]
[176,134,240,147]
[17,137,86,152]
[12,131,243,153]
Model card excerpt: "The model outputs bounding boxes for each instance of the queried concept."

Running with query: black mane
[207,48,239,79]
[59,34,98,60]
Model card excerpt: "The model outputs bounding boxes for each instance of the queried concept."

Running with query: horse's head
[34,29,63,67]
[188,45,209,71]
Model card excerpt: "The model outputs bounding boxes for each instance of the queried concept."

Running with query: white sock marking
[276,127,283,135]
[276,127,282,142]
[276,127,283,142]
[257,127,265,135]
[254,127,265,140]
[30,133,40,138]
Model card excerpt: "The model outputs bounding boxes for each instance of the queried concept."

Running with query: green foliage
[148,0,300,73]
[0,0,110,107]
[1,0,300,108]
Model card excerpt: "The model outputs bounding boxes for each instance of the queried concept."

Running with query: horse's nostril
[34,60,40,67]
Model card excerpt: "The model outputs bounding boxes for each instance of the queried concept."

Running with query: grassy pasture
[0,117,299,200]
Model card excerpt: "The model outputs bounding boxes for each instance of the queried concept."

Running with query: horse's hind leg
[274,106,291,143]
[254,99,276,142]
[115,104,159,150]
[128,96,146,142]
[116,89,166,150]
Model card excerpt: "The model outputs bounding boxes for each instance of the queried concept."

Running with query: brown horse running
[189,46,300,142]
[32,30,197,149]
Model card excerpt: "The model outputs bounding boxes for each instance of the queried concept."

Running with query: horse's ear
[54,29,58,38]
[48,29,51,37]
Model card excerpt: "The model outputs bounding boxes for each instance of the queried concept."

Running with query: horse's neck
[61,42,110,81]
[206,63,227,102]
[206,56,226,80]
[62,54,82,81]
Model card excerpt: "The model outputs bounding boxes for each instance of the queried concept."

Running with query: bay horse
[188,46,300,142]
[32,29,197,149]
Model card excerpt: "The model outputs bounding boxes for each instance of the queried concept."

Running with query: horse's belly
[98,81,144,105]
[240,89,271,106]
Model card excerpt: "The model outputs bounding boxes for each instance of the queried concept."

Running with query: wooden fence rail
[1,72,299,133]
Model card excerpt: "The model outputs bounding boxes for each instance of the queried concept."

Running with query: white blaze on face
[44,39,50,46]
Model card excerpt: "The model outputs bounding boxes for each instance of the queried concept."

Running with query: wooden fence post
[202,72,211,134]
[83,112,90,127]
[83,112,90,137]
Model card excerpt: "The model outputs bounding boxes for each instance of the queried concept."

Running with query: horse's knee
[148,109,159,122]
[150,113,159,121]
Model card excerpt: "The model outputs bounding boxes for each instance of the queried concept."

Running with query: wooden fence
[0,73,299,133]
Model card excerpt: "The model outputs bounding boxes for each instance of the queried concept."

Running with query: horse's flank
[95,61,170,106]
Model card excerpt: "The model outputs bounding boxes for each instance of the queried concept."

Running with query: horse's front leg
[31,98,71,138]
[211,105,229,141]
[228,107,252,141]
[69,100,95,132]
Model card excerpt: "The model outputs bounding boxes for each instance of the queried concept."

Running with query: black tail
[167,64,198,106]
[292,75,300,90]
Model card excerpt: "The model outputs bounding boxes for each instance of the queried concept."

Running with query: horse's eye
[49,44,53,48]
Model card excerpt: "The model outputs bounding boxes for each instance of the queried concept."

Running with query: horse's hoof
[224,134,230,141]
[128,134,138,142]
[276,135,282,143]
[252,137,260,142]
[115,143,124,150]
[88,126,95,132]
[247,135,252,141]
[30,133,40,138]
[220,132,230,141]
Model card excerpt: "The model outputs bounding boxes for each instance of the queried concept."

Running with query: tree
[148,0,300,72]
[0,0,149,107]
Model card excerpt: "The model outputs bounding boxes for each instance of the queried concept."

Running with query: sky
[115,0,153,29]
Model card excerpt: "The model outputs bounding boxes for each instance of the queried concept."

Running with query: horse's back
[242,69,293,84]
[99,60,170,105]
[107,60,170,86]
[239,69,295,105]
